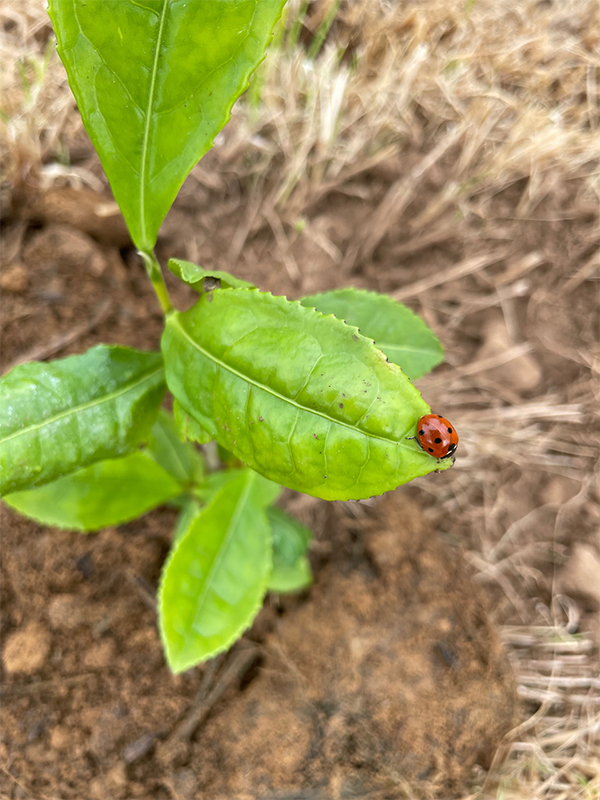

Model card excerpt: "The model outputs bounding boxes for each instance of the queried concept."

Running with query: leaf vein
[0,366,164,447]
[139,0,169,246]
[191,473,255,635]
[171,316,414,451]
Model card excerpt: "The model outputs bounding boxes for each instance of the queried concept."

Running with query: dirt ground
[0,203,519,799]
[1,0,600,798]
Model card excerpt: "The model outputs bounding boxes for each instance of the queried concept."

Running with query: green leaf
[269,556,312,594]
[217,443,243,467]
[158,468,275,673]
[0,346,165,496]
[148,410,204,486]
[173,399,213,445]
[172,498,202,545]
[168,259,255,293]
[301,288,444,380]
[3,452,182,532]
[161,290,451,502]
[195,468,281,506]
[48,0,286,252]
[267,506,313,593]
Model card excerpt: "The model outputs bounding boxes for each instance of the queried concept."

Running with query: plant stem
[139,250,173,314]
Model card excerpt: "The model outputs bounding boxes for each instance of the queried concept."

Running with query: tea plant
[0,0,451,673]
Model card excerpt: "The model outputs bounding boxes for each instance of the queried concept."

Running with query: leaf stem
[140,250,173,315]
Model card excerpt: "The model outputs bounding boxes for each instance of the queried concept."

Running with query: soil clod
[192,496,518,798]
[2,622,51,675]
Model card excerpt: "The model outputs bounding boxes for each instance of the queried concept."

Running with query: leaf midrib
[139,0,169,247]
[170,315,416,452]
[0,366,164,447]
[191,472,256,635]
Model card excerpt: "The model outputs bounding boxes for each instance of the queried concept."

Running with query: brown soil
[3,0,599,793]
[0,189,521,799]
[0,487,516,800]
[0,131,597,800]
[187,497,517,799]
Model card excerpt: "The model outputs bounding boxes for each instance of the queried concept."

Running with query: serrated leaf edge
[302,288,444,366]
[167,259,255,292]
[169,290,425,452]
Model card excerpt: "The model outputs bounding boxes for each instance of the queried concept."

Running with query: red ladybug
[413,414,458,459]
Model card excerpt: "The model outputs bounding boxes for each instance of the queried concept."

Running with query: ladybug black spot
[428,447,434,453]
[447,427,453,434]
[434,437,442,444]
[419,430,424,436]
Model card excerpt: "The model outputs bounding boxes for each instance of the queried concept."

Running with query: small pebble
[50,725,71,750]
[0,263,28,292]
[84,639,116,669]
[2,622,51,675]
[123,732,156,764]
[48,594,84,630]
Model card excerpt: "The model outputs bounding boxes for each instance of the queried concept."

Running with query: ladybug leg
[405,435,417,441]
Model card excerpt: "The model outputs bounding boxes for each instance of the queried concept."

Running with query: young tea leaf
[158,468,275,673]
[301,288,444,380]
[269,556,313,594]
[0,346,165,496]
[161,290,451,502]
[148,410,204,487]
[3,452,182,532]
[267,506,313,594]
[168,259,255,293]
[172,498,202,545]
[194,468,281,506]
[48,0,286,251]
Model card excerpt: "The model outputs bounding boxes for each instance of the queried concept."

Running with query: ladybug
[411,413,459,460]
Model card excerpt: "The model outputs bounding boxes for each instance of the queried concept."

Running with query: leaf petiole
[139,250,173,315]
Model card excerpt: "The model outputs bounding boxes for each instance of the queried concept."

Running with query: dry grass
[221,0,600,261]
[1,0,599,797]
[0,2,98,195]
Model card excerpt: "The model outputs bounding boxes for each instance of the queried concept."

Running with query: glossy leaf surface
[4,452,182,531]
[162,290,450,502]
[159,468,276,673]
[49,0,286,251]
[0,346,165,496]
[168,259,254,292]
[148,410,204,487]
[301,289,444,380]
[267,506,313,593]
